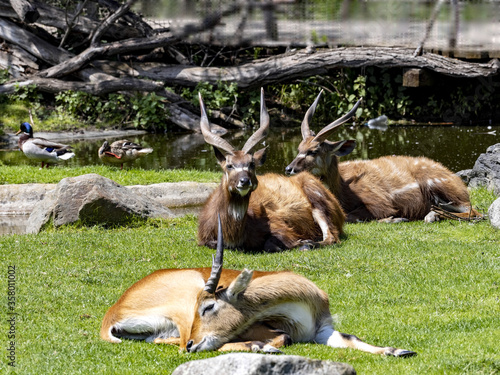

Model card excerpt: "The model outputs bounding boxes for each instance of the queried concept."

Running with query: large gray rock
[0,178,217,234]
[127,181,217,208]
[457,143,500,195]
[26,174,173,233]
[172,354,356,375]
[488,198,500,229]
[0,183,54,214]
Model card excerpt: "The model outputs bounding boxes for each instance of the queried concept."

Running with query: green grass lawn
[0,165,220,185]
[0,172,499,374]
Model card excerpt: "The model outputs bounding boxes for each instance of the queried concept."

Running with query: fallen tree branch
[9,0,38,23]
[90,0,135,46]
[97,0,153,37]
[91,47,500,89]
[0,76,164,95]
[37,0,245,79]
[0,0,143,39]
[0,17,72,65]
[37,33,179,78]
[0,76,206,131]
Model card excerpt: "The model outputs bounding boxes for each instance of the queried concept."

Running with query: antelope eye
[226,164,234,170]
[307,150,318,156]
[201,302,216,316]
[249,161,255,169]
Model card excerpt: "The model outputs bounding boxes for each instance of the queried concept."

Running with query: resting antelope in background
[197,89,345,252]
[285,91,481,223]
[101,215,417,357]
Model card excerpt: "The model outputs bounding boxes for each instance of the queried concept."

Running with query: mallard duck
[98,139,153,169]
[16,122,75,168]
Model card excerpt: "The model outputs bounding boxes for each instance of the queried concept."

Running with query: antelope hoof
[250,342,282,354]
[262,344,283,354]
[377,217,410,223]
[385,348,417,357]
[394,350,417,358]
[298,240,318,251]
[424,211,440,223]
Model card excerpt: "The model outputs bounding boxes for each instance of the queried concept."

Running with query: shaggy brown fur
[286,91,481,223]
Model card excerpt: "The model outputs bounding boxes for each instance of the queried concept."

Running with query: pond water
[1,124,498,174]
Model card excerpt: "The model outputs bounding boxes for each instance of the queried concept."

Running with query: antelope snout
[238,177,251,187]
[285,165,295,175]
[234,176,253,197]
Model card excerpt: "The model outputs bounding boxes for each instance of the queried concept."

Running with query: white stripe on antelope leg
[316,324,416,357]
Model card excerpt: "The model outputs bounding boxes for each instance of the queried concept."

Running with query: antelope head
[285,91,362,179]
[187,215,254,352]
[199,88,270,198]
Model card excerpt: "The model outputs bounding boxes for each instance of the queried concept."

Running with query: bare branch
[0,0,143,39]
[59,0,89,48]
[97,0,153,37]
[37,0,245,79]
[90,0,136,46]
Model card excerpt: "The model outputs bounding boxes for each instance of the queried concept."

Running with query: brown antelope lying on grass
[101,215,417,357]
[285,90,482,223]
[197,89,345,252]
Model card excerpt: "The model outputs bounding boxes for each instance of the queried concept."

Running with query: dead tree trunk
[9,0,38,23]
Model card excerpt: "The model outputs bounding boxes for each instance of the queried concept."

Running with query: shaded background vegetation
[1,0,499,135]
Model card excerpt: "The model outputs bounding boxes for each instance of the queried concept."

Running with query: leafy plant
[10,84,44,105]
[185,81,238,109]
[130,92,166,131]
[0,68,10,85]
[99,93,129,124]
[182,81,261,125]
[55,91,100,122]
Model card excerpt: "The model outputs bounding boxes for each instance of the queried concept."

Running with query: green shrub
[130,92,166,131]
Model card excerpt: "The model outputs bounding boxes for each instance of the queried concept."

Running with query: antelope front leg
[218,323,292,353]
[218,340,282,353]
[153,337,181,346]
[377,216,410,223]
[311,208,339,245]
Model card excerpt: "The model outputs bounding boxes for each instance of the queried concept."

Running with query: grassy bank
[1,187,498,374]
[0,165,220,185]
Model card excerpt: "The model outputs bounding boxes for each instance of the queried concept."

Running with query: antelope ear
[226,269,253,303]
[253,147,268,167]
[325,140,356,157]
[213,146,228,165]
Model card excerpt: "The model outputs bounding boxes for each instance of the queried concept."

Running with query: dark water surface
[1,124,498,174]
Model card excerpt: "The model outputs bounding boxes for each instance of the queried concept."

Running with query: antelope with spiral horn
[197,88,345,252]
[285,91,481,223]
[101,214,417,358]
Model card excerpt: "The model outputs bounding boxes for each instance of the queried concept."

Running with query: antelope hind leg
[425,205,483,223]
[316,326,416,357]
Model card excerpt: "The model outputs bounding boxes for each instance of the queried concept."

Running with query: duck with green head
[16,122,75,168]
